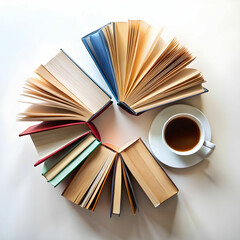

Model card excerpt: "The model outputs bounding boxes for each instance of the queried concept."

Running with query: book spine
[42,139,82,175]
[82,22,112,39]
[87,100,113,123]
[110,155,118,218]
[117,102,138,115]
[49,139,101,187]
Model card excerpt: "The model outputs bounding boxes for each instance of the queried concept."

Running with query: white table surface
[1,1,240,239]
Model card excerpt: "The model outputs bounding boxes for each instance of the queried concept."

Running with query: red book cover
[19,121,101,141]
[19,121,101,166]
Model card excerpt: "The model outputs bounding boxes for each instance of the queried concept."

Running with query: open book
[62,138,178,214]
[42,133,100,187]
[82,20,207,115]
[18,50,112,122]
[20,122,178,214]
[19,121,101,187]
[19,121,101,166]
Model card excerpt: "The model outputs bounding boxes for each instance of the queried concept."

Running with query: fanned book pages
[82,20,207,115]
[18,50,112,122]
[62,138,178,214]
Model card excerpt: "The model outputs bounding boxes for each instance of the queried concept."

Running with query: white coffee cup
[162,113,215,157]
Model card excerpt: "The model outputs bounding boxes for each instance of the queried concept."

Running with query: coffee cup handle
[196,140,215,158]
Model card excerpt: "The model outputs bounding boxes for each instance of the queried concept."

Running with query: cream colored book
[43,133,97,181]
[18,50,112,122]
[19,121,100,167]
[82,20,207,115]
[111,155,122,215]
[62,139,178,215]
[62,144,117,211]
[119,138,178,209]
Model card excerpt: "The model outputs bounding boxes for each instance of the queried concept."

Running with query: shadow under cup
[162,113,206,156]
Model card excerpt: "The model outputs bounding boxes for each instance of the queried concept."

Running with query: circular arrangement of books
[19,20,206,217]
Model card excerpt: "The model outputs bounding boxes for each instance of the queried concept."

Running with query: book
[62,138,178,214]
[19,121,100,167]
[42,133,100,187]
[110,154,122,215]
[82,20,208,115]
[18,49,112,122]
[62,144,117,210]
[111,154,139,216]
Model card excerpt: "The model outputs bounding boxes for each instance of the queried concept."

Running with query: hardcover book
[42,133,100,187]
[82,20,207,115]
[18,50,112,122]
[19,121,100,167]
[62,138,178,214]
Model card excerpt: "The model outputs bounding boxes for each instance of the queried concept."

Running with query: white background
[1,0,240,239]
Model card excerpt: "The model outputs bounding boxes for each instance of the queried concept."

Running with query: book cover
[18,50,112,122]
[19,121,100,140]
[62,144,117,208]
[49,139,101,187]
[65,139,178,216]
[42,133,97,178]
[82,24,119,101]
[120,138,179,207]
[82,20,208,115]
[19,121,99,166]
[42,138,83,176]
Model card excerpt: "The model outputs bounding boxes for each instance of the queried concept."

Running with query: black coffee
[164,117,200,152]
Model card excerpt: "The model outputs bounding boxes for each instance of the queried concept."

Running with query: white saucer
[149,104,212,168]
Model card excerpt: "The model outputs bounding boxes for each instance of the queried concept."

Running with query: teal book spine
[42,140,82,176]
[48,139,101,187]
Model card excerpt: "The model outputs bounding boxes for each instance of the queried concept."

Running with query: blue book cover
[82,22,208,116]
[82,25,119,101]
